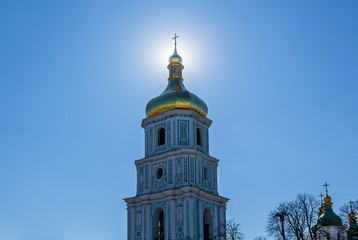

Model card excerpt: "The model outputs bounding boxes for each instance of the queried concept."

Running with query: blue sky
[0,1,357,240]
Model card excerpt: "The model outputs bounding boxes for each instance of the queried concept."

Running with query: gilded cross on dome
[323,182,330,194]
[172,33,179,47]
[319,193,324,203]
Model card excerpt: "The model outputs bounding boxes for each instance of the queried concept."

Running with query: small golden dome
[324,194,333,210]
[324,195,332,203]
[169,47,182,64]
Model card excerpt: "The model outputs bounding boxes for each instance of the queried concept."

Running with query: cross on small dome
[169,33,182,64]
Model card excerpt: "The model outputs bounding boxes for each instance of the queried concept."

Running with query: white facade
[316,226,346,240]
[125,108,229,240]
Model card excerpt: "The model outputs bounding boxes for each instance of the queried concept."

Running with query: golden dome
[146,37,208,118]
[145,78,208,118]
[169,47,182,64]
[324,194,333,209]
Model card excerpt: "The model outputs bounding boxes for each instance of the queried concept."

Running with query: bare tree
[339,199,358,226]
[297,193,320,240]
[266,193,320,240]
[286,200,306,240]
[267,203,293,240]
[217,218,244,240]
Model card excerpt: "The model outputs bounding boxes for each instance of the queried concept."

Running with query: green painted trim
[145,113,209,127]
[137,150,218,166]
[128,210,131,240]
[195,157,197,184]
[217,206,221,240]
[186,202,190,237]
[177,120,189,145]
[168,204,171,240]
[151,212,154,240]
[196,200,200,239]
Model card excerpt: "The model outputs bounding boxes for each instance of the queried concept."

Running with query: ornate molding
[151,201,167,215]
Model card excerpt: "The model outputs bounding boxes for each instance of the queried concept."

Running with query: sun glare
[144,33,207,84]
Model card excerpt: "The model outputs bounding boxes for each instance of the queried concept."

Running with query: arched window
[153,208,164,240]
[158,128,165,146]
[203,167,208,181]
[203,209,212,240]
[156,168,163,179]
[196,128,202,147]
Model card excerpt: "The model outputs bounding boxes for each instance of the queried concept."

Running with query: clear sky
[1,1,357,240]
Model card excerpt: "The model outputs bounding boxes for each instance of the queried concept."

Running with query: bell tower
[124,35,229,240]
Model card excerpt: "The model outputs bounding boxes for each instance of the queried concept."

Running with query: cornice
[124,186,229,205]
[142,109,212,129]
[135,148,219,166]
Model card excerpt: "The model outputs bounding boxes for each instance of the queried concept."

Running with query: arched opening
[196,128,202,147]
[203,209,212,240]
[153,208,164,240]
[158,128,165,146]
[203,167,208,181]
[156,168,163,179]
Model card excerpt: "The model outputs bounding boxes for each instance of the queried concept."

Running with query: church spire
[168,33,184,80]
[323,182,330,195]
[173,33,179,53]
[315,182,343,227]
[169,33,182,64]
[349,200,357,225]
[323,182,333,210]
[145,35,208,118]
